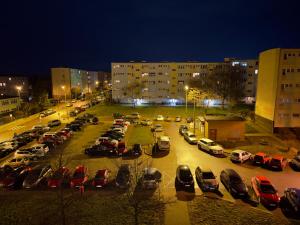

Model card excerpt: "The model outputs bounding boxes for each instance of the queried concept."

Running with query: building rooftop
[204,115,245,121]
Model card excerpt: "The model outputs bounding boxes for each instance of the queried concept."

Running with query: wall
[51,68,71,99]
[0,97,20,115]
[205,120,245,141]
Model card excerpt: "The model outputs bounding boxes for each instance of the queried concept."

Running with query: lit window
[192,72,200,77]
[115,80,120,83]
[232,62,240,66]
[9,77,11,81]
[255,69,258,74]
[0,83,2,86]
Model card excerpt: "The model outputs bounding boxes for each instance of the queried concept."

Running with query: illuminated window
[9,77,11,81]
[255,69,258,74]
[115,80,120,83]
[192,72,200,77]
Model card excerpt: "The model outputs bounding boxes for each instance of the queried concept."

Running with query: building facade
[224,58,259,104]
[255,48,300,132]
[51,68,99,99]
[0,97,21,115]
[0,76,29,98]
[111,60,257,104]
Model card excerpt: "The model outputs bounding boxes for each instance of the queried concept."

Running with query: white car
[156,115,164,121]
[4,157,31,168]
[32,143,49,154]
[141,167,161,189]
[111,127,125,134]
[141,119,152,126]
[32,124,51,132]
[151,124,164,132]
[14,149,35,158]
[157,136,170,151]
[197,138,224,155]
[230,150,252,163]
[0,141,18,150]
[175,116,181,122]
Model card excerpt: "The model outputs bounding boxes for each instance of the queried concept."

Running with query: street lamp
[185,85,189,114]
[16,86,22,99]
[61,85,66,103]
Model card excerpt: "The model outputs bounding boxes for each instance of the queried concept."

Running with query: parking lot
[1,105,300,224]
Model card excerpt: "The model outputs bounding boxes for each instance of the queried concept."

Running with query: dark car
[290,155,300,171]
[195,166,219,192]
[92,169,110,188]
[69,111,77,117]
[116,164,130,189]
[0,165,27,189]
[179,125,188,136]
[175,165,194,191]
[123,144,142,157]
[23,164,52,189]
[47,167,71,188]
[220,169,248,198]
[0,147,12,158]
[186,117,193,123]
[66,123,81,131]
[48,120,61,127]
[70,165,88,188]
[252,152,270,166]
[283,188,300,215]
[84,145,108,157]
[101,132,123,141]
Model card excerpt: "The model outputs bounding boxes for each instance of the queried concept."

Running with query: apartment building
[111,60,255,104]
[51,68,99,99]
[255,48,300,132]
[0,76,29,98]
[224,58,259,103]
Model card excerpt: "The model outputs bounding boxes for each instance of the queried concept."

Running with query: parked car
[92,169,110,188]
[141,167,161,189]
[32,124,50,132]
[101,131,123,141]
[85,144,108,157]
[186,117,193,123]
[156,115,164,121]
[131,112,140,119]
[70,165,89,188]
[267,155,288,171]
[116,164,131,188]
[283,188,300,215]
[175,116,181,122]
[47,167,71,188]
[69,111,77,117]
[195,166,219,192]
[164,116,172,122]
[0,147,13,158]
[230,150,252,163]
[179,125,188,135]
[23,164,52,189]
[14,149,36,159]
[30,144,48,156]
[123,144,142,157]
[66,103,73,107]
[4,157,31,168]
[290,155,300,171]
[183,131,198,144]
[251,176,280,208]
[0,165,29,189]
[198,138,224,155]
[151,124,164,132]
[141,119,152,126]
[252,152,271,166]
[157,136,170,151]
[47,119,61,127]
[175,165,194,191]
[220,169,248,198]
[65,123,81,131]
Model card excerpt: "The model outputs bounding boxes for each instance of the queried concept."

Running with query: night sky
[0,0,299,75]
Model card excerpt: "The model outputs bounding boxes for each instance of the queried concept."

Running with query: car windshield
[232,153,239,157]
[189,134,196,138]
[180,169,193,182]
[230,175,242,184]
[202,172,215,179]
[144,174,155,180]
[260,184,276,194]
[208,142,217,146]
[254,155,263,161]
[270,159,280,165]
[73,171,84,179]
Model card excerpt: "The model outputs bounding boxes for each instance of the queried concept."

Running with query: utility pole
[193,96,196,134]
[185,85,189,114]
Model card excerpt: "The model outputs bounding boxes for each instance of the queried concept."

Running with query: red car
[252,152,271,166]
[48,167,71,188]
[92,169,110,188]
[251,176,280,208]
[70,165,88,188]
[267,155,287,171]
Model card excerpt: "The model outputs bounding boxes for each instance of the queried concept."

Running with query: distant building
[224,58,259,104]
[255,48,300,132]
[0,76,29,98]
[97,71,111,90]
[0,97,21,115]
[51,68,99,100]
[111,60,256,104]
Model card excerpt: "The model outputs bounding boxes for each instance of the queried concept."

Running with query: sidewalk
[165,200,191,225]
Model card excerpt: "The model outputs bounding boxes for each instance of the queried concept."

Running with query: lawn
[125,125,154,146]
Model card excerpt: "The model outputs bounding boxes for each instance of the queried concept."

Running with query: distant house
[203,116,245,141]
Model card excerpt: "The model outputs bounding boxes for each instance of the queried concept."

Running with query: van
[157,136,170,151]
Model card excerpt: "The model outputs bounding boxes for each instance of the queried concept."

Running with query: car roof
[197,166,212,173]
[232,150,245,154]
[256,152,267,156]
[159,136,170,141]
[178,165,190,171]
[186,131,195,135]
[224,169,240,177]
[272,155,283,160]
[256,175,271,184]
[200,138,214,142]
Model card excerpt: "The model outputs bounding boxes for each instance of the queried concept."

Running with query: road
[0,101,88,142]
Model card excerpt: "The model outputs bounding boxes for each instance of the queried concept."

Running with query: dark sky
[0,0,299,76]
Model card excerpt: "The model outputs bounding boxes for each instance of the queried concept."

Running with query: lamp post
[185,85,189,114]
[61,85,66,103]
[16,86,22,110]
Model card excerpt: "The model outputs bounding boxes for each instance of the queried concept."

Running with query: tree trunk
[134,204,138,225]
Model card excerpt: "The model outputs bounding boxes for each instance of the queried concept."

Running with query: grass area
[125,125,154,146]
[86,104,245,119]
[0,190,165,225]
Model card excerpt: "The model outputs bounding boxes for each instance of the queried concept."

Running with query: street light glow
[95,81,99,85]
[16,86,22,91]
[185,85,189,91]
[61,85,65,90]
